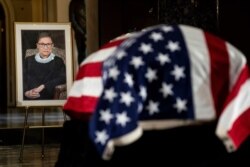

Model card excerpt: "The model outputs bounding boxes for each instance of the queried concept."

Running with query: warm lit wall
[31,0,43,21]
[56,0,70,22]
[11,0,70,22]
[86,0,98,55]
[11,0,33,21]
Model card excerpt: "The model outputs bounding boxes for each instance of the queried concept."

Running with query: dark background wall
[99,0,250,63]
[99,0,158,46]
[219,0,250,63]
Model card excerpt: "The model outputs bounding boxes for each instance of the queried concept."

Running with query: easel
[19,106,67,162]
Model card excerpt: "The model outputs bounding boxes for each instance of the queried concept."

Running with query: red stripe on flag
[205,32,230,116]
[76,62,103,80]
[228,107,250,148]
[63,96,99,114]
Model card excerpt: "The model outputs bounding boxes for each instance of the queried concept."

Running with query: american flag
[89,25,250,159]
[64,24,250,160]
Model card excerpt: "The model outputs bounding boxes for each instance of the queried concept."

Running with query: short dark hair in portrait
[21,30,65,59]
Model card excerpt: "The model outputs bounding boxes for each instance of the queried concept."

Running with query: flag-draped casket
[64,24,250,160]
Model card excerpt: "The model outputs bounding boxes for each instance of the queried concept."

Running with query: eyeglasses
[37,43,54,48]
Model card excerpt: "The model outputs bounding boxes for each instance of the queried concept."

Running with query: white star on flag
[145,67,158,82]
[146,100,160,115]
[109,66,120,80]
[159,82,174,98]
[161,26,173,33]
[139,43,153,54]
[173,97,188,113]
[104,87,117,102]
[95,130,109,145]
[166,40,180,52]
[171,65,185,81]
[116,112,131,127]
[156,53,171,65]
[124,73,134,87]
[130,56,145,69]
[99,109,114,124]
[116,50,127,60]
[139,86,147,101]
[149,32,164,42]
[120,91,134,107]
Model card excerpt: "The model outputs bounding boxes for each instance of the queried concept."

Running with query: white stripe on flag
[68,77,103,97]
[81,47,118,66]
[226,42,247,90]
[180,25,215,120]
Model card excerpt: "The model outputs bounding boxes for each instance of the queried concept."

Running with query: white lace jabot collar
[35,53,55,63]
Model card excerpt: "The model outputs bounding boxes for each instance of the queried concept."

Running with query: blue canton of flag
[89,25,196,159]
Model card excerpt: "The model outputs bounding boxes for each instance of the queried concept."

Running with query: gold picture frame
[14,22,73,107]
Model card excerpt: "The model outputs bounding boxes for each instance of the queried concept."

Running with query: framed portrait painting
[14,22,73,107]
